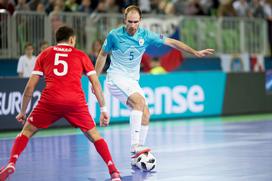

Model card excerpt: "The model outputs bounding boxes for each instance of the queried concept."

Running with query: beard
[128,27,137,35]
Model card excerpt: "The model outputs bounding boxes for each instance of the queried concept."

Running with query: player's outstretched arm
[16,75,40,124]
[164,37,215,57]
[88,73,110,127]
[95,49,108,76]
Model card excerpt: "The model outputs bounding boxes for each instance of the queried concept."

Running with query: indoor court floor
[0,114,272,181]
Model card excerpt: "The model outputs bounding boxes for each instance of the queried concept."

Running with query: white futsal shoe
[130,145,151,166]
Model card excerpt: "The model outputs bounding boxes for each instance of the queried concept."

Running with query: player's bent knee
[139,99,146,108]
[84,128,101,143]
[133,98,146,110]
[128,93,146,110]
[21,122,38,138]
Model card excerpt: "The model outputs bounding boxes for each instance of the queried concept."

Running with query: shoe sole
[111,178,121,181]
[110,171,121,181]
[131,148,151,159]
[0,166,15,181]
[111,173,121,181]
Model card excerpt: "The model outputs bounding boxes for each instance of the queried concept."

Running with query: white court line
[152,140,269,153]
[147,131,272,136]
[0,132,82,141]
[154,176,218,181]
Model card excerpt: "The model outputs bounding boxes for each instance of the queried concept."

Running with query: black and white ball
[135,152,156,171]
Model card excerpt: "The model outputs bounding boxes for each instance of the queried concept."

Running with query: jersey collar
[57,43,72,46]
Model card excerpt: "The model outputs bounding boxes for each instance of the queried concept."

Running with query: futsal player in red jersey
[0,26,121,181]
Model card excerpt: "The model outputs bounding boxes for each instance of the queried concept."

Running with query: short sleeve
[146,30,166,47]
[102,31,114,53]
[82,53,96,76]
[17,56,23,73]
[32,53,44,76]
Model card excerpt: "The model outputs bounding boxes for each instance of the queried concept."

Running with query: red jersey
[32,44,95,105]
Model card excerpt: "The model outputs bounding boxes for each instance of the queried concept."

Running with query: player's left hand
[100,112,110,127]
[16,112,26,124]
[194,49,215,57]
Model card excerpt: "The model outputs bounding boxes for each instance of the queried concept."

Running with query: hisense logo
[88,83,205,118]
[143,85,204,114]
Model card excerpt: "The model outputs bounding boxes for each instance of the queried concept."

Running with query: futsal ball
[135,152,156,171]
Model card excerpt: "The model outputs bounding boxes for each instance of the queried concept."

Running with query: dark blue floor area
[1,117,272,181]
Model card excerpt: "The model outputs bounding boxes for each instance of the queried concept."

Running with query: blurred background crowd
[1,0,272,77]
[0,0,271,18]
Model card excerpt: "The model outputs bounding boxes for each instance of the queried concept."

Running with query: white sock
[139,125,149,145]
[130,110,143,147]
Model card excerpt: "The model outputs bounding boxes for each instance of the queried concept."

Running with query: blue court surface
[1,114,272,181]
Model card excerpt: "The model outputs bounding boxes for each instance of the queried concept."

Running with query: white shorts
[106,75,146,106]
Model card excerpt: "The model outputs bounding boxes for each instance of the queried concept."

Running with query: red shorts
[27,102,95,132]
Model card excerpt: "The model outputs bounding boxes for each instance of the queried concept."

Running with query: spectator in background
[199,0,215,15]
[89,39,102,61]
[209,0,220,15]
[218,0,237,16]
[173,0,187,15]
[248,0,265,18]
[124,0,138,7]
[49,11,64,32]
[233,0,249,17]
[17,42,36,78]
[78,0,94,14]
[27,0,39,11]
[149,57,167,74]
[64,0,78,12]
[185,0,205,16]
[39,40,49,52]
[158,0,175,15]
[149,0,158,13]
[95,0,107,13]
[263,0,272,56]
[0,0,15,15]
[52,0,65,13]
[45,0,54,14]
[139,0,151,13]
[15,0,30,11]
[141,49,184,73]
[140,54,152,72]
[115,0,126,13]
[107,0,119,13]
[89,39,110,72]
[36,2,45,13]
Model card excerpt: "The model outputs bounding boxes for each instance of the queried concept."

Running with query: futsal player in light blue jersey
[95,5,214,165]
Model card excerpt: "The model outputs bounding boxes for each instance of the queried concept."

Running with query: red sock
[94,139,118,174]
[9,133,29,165]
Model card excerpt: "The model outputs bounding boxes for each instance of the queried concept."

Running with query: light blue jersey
[102,26,165,80]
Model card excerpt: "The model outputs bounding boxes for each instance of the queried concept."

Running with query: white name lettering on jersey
[53,47,72,52]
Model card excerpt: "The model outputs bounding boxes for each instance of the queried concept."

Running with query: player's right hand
[16,112,26,124]
[100,112,110,127]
